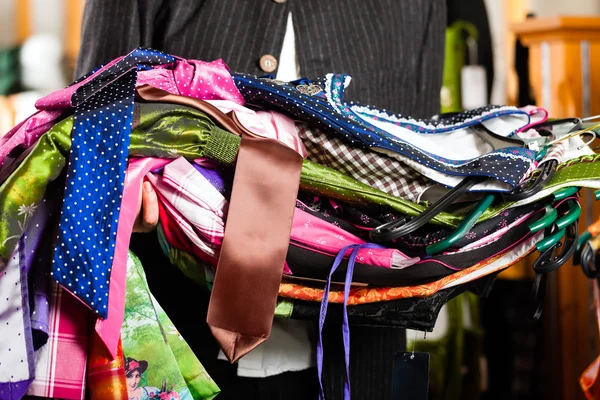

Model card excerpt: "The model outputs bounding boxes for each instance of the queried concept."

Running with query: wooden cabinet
[513,16,600,400]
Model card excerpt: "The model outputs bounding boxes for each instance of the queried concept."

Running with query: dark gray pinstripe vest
[76,0,446,117]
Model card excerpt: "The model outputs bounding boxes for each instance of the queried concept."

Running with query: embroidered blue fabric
[52,48,175,318]
[232,73,537,188]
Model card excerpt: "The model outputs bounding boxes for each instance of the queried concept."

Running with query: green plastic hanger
[575,190,600,262]
[536,227,567,252]
[535,200,581,252]
[528,204,557,233]
[528,190,580,235]
[574,230,592,265]
[555,200,581,230]
[426,194,495,255]
[554,186,579,200]
[426,186,579,255]
[529,186,580,251]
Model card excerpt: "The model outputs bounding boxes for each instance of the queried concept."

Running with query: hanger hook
[577,131,597,150]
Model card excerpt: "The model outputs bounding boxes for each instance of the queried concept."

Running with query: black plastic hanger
[369,176,486,242]
[530,219,578,321]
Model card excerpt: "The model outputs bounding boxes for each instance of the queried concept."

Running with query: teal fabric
[0,46,22,95]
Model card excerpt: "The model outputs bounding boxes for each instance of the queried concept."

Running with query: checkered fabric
[297,123,432,203]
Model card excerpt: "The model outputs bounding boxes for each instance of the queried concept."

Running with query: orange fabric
[581,280,600,399]
[588,219,600,237]
[87,334,128,400]
[581,356,600,400]
[278,247,530,304]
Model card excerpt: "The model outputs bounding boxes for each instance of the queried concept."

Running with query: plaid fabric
[545,141,567,163]
[146,157,227,256]
[520,141,567,181]
[26,283,89,400]
[296,123,431,202]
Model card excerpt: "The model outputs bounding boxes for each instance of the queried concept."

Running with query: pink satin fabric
[137,58,244,104]
[207,100,307,157]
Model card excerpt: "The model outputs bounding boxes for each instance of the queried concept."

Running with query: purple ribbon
[317,243,384,400]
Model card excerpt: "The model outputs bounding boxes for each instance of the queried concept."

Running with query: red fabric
[581,356,600,399]
[157,191,218,265]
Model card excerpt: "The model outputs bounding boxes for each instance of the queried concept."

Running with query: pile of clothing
[1,48,599,400]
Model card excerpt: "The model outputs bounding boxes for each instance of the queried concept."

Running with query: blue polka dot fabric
[52,48,175,318]
[71,48,175,108]
[232,73,537,188]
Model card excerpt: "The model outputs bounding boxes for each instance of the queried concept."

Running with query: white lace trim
[384,136,534,167]
[351,104,524,130]
[324,73,527,132]
[324,73,341,113]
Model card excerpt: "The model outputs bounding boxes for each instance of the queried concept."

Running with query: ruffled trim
[352,104,526,131]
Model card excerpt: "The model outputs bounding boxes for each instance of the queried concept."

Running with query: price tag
[391,352,430,400]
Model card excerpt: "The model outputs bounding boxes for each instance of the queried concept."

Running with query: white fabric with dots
[0,251,31,384]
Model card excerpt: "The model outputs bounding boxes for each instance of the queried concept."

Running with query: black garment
[515,38,535,107]
[291,274,497,330]
[480,279,546,400]
[210,365,320,400]
[76,0,446,116]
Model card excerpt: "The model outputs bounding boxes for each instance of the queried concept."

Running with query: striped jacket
[76,0,446,117]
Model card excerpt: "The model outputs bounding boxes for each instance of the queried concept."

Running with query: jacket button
[259,54,278,73]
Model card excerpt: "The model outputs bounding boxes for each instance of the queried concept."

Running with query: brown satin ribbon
[136,85,303,362]
[135,85,245,136]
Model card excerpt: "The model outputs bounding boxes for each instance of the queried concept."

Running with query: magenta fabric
[135,58,245,104]
[95,157,171,358]
[0,56,128,168]
[0,110,65,169]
